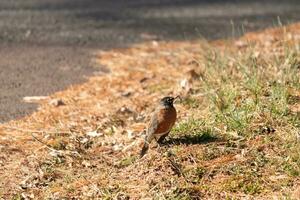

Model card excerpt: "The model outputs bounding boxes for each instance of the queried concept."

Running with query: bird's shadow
[162,132,220,146]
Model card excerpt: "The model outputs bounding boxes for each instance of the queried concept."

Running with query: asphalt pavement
[1,0,300,122]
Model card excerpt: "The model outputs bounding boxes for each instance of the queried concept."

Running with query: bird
[140,96,179,158]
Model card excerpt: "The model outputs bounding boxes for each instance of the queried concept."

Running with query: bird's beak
[173,95,181,103]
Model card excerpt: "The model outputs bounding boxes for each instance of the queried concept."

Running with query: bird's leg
[154,133,169,155]
[157,133,168,146]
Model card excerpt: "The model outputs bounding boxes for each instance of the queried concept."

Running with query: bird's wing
[146,111,159,138]
[140,112,159,158]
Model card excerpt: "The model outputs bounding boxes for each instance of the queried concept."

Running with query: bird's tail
[140,142,149,158]
[140,131,153,158]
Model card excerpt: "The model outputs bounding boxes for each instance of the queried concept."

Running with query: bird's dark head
[160,96,180,107]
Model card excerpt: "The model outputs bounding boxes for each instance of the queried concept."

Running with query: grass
[163,30,300,197]
[181,97,202,109]
[118,156,138,168]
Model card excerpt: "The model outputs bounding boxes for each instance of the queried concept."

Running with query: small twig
[200,167,213,185]
[19,129,80,157]
[1,125,81,156]
[167,154,190,183]
[122,141,137,152]
[31,133,81,157]
[1,125,71,135]
[157,145,190,183]
[148,184,159,194]
[30,133,60,153]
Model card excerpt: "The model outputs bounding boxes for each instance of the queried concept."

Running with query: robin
[140,96,179,158]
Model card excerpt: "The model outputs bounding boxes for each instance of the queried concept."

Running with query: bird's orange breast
[154,106,177,135]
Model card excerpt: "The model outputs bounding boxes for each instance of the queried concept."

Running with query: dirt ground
[1,22,300,199]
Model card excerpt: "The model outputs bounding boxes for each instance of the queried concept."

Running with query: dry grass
[1,23,300,199]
